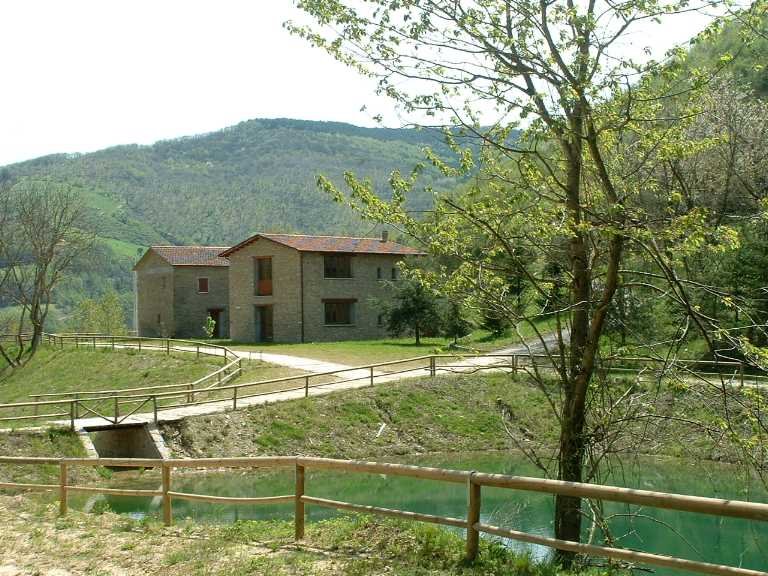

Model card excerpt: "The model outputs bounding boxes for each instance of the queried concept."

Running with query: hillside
[0,119,464,324]
[3,118,457,249]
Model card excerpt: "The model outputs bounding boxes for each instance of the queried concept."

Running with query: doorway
[207,309,224,338]
[254,305,274,342]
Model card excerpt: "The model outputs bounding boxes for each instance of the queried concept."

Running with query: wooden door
[254,305,274,342]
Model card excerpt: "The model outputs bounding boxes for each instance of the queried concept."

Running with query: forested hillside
[4,119,455,248]
[1,119,462,325]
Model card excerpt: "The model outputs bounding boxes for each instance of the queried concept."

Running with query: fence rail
[0,455,765,576]
[1,334,766,429]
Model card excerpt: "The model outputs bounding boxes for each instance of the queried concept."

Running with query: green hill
[1,119,464,324]
[3,119,456,248]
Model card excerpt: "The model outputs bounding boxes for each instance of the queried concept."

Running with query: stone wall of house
[302,252,398,342]
[135,251,174,338]
[228,239,302,342]
[172,266,230,338]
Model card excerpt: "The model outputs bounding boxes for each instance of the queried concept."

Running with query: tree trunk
[554,373,589,565]
[415,323,421,345]
[555,137,591,567]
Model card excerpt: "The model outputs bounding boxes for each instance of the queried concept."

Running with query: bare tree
[0,180,94,367]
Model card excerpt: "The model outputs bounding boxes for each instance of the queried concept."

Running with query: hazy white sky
[0,1,717,166]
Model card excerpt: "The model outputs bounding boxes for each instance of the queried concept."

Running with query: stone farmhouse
[133,246,230,339]
[134,233,422,342]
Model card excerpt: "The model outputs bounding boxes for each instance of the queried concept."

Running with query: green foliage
[380,279,442,344]
[202,315,216,339]
[441,301,474,343]
[71,290,127,335]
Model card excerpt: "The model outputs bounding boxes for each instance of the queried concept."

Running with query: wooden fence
[1,338,766,429]
[0,455,766,576]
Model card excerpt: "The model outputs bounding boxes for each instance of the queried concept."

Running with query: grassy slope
[161,371,753,464]
[0,429,91,485]
[0,495,606,575]
[0,348,222,402]
[0,347,306,425]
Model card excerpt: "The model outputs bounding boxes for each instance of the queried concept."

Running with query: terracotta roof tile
[149,246,230,267]
[220,233,425,257]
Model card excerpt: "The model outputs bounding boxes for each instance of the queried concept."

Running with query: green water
[71,453,768,574]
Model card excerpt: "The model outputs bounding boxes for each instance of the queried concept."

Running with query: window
[324,299,356,325]
[324,254,352,278]
[376,267,382,280]
[255,257,273,296]
[377,314,384,326]
[391,268,397,280]
[197,277,209,293]
[157,313,161,325]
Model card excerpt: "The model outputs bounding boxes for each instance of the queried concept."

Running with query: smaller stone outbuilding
[133,246,229,339]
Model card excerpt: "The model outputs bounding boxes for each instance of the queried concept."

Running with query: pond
[69,452,768,575]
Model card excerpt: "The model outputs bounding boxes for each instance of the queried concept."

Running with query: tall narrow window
[324,254,353,278]
[255,257,273,296]
[376,267,382,280]
[391,268,397,280]
[197,277,209,293]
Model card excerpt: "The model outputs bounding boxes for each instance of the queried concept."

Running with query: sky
[0,1,719,166]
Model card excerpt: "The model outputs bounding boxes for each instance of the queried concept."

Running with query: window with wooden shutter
[255,257,273,296]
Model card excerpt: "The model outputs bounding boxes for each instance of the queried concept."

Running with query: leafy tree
[292,0,763,561]
[73,290,127,335]
[441,301,474,344]
[381,280,442,345]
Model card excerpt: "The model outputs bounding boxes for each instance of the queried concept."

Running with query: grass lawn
[0,347,309,427]
[0,494,606,575]
[227,318,559,367]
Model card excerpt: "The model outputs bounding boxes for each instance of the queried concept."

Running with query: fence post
[75,336,79,349]
[196,344,200,359]
[512,354,518,374]
[74,394,79,419]
[138,339,142,352]
[295,462,305,540]
[465,472,481,561]
[59,462,68,516]
[166,339,170,355]
[114,396,119,424]
[370,366,374,387]
[112,336,115,351]
[152,396,158,424]
[69,401,75,430]
[162,463,172,526]
[429,356,436,377]
[305,375,310,398]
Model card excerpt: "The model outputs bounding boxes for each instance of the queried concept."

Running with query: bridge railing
[0,455,765,576]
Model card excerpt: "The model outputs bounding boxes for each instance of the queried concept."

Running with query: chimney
[381,230,389,243]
